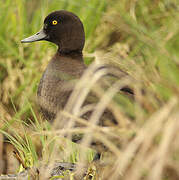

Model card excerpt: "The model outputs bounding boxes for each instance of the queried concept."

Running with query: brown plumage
[37,53,85,121]
[21,10,86,121]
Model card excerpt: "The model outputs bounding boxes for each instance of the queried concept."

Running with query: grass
[0,0,179,179]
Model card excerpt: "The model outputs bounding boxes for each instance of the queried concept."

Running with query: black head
[21,10,85,53]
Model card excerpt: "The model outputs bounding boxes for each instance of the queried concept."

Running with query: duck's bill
[21,29,48,43]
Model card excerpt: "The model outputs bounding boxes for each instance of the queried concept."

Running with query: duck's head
[21,10,85,53]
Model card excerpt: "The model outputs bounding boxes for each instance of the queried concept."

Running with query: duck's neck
[57,48,83,59]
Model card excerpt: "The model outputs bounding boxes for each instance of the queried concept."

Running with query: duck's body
[22,10,86,121]
[37,52,85,120]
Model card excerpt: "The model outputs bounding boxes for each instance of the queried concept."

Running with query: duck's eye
[52,20,58,25]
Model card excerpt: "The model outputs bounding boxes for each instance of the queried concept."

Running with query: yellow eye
[52,20,58,25]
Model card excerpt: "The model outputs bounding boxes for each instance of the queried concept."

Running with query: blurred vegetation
[0,0,179,179]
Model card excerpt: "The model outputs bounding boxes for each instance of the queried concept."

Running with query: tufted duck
[21,10,86,121]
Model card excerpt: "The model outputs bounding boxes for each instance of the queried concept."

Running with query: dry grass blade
[148,112,179,180]
[53,61,132,130]
[79,77,131,150]
[40,111,121,140]
[53,62,108,129]
[50,61,134,178]
[110,97,178,180]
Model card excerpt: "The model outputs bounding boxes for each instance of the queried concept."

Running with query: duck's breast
[37,54,85,121]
